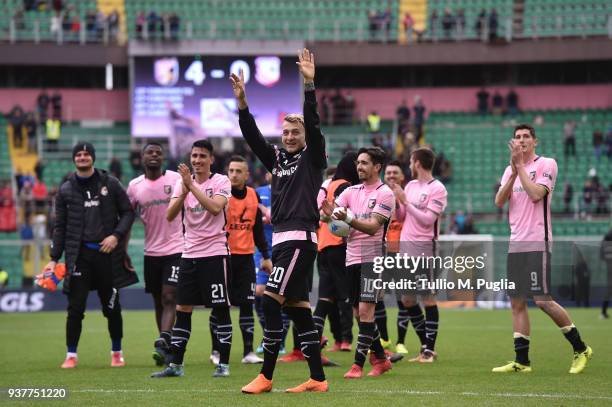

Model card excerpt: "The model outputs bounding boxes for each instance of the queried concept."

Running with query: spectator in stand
[433,151,452,184]
[147,11,159,39]
[413,95,426,143]
[475,9,486,39]
[24,0,36,12]
[381,8,392,42]
[461,215,477,234]
[136,11,145,39]
[563,120,577,157]
[50,11,61,36]
[24,112,37,153]
[32,177,48,214]
[506,88,519,115]
[455,9,465,40]
[85,10,97,40]
[37,89,50,124]
[52,0,63,13]
[19,180,34,221]
[320,93,330,126]
[62,7,72,34]
[396,99,410,135]
[491,91,503,115]
[368,10,379,41]
[51,90,62,120]
[108,10,120,41]
[7,105,26,148]
[403,12,414,44]
[13,6,25,30]
[109,157,123,181]
[593,130,604,161]
[71,14,81,37]
[396,99,410,122]
[595,182,610,214]
[429,10,439,41]
[442,8,454,40]
[367,111,381,135]
[129,149,143,177]
[45,118,61,152]
[476,88,489,115]
[580,179,595,218]
[169,13,180,40]
[330,89,346,125]
[563,181,573,214]
[95,10,106,39]
[488,9,499,41]
[34,160,45,181]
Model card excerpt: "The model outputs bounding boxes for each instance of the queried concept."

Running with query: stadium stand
[426,109,611,214]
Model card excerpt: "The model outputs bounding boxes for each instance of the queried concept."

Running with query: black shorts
[318,244,349,300]
[230,254,256,305]
[507,251,551,297]
[177,256,231,307]
[347,262,383,307]
[144,253,182,294]
[265,240,317,301]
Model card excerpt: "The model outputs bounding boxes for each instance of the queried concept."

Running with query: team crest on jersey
[368,199,376,209]
[529,171,536,181]
[164,185,172,194]
[100,186,108,196]
[419,193,428,202]
[206,188,213,198]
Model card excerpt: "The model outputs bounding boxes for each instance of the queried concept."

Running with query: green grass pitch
[1,308,611,406]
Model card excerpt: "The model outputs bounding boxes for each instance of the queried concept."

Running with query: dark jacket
[238,88,327,233]
[50,169,137,294]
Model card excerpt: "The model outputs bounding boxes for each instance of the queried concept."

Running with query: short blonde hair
[283,114,304,127]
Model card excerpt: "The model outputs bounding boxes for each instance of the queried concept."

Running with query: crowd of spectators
[135,11,181,40]
[4,90,63,154]
[579,172,610,218]
[367,8,393,42]
[476,88,520,116]
[11,1,122,43]
[319,90,356,126]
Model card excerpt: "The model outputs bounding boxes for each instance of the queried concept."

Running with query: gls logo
[0,292,45,312]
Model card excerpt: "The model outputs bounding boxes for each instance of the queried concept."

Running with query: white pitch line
[71,388,612,400]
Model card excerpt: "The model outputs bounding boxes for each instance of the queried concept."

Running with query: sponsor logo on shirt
[84,200,100,207]
[142,198,171,208]
[432,199,443,207]
[272,164,298,178]
[543,172,552,180]
[164,185,172,194]
[379,203,392,211]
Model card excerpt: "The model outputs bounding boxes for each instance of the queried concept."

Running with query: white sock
[66,352,77,358]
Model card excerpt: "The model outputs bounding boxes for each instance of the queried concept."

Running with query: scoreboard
[131,54,302,138]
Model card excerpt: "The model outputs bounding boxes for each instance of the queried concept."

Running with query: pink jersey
[500,155,557,250]
[400,179,448,245]
[127,171,184,256]
[317,178,332,209]
[171,173,231,258]
[335,180,395,266]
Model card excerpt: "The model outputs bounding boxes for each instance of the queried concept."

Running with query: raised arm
[297,48,326,169]
[231,70,276,171]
